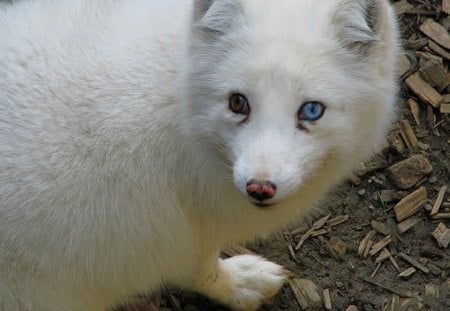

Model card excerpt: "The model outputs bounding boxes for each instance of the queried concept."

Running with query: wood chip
[429,40,450,61]
[398,267,417,278]
[362,276,417,298]
[389,256,402,273]
[384,295,401,311]
[375,248,391,264]
[312,215,331,230]
[323,289,332,310]
[378,190,396,203]
[371,220,390,235]
[393,0,414,15]
[289,278,322,309]
[369,235,393,257]
[371,262,382,278]
[329,236,348,256]
[310,228,332,237]
[407,98,421,125]
[397,217,421,234]
[443,0,450,15]
[394,187,427,222]
[405,73,443,109]
[408,36,429,50]
[424,284,441,299]
[400,298,423,310]
[354,163,368,177]
[325,215,350,227]
[365,159,389,172]
[358,230,376,257]
[398,253,430,274]
[398,53,412,76]
[427,105,440,136]
[363,240,375,258]
[432,213,450,219]
[418,53,447,87]
[286,242,298,263]
[386,154,433,190]
[349,173,362,186]
[295,228,315,250]
[441,103,450,114]
[417,141,430,151]
[443,94,450,103]
[389,132,408,154]
[399,120,418,151]
[432,223,450,248]
[431,186,447,215]
[387,156,432,190]
[419,19,450,50]
[294,214,348,250]
[345,306,359,311]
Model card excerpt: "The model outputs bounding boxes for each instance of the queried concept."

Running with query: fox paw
[220,255,288,311]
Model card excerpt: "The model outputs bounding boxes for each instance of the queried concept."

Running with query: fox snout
[233,133,300,208]
[246,179,277,204]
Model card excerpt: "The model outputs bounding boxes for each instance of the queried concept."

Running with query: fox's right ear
[191,0,243,38]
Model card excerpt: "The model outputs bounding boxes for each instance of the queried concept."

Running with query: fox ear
[191,0,243,37]
[192,0,214,21]
[333,0,383,54]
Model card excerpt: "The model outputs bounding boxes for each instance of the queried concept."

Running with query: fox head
[182,0,399,208]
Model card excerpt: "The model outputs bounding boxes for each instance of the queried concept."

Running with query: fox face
[183,0,399,207]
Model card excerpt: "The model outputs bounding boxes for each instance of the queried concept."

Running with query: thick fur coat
[0,0,399,310]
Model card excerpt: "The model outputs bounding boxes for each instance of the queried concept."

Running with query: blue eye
[298,101,326,122]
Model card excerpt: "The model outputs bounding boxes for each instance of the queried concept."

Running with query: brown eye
[229,94,250,115]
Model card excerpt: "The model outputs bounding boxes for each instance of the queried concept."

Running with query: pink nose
[246,179,277,202]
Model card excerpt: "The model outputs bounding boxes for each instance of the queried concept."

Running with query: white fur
[0,0,399,310]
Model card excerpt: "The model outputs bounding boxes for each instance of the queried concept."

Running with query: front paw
[220,255,288,310]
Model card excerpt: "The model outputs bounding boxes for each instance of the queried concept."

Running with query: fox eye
[229,94,250,115]
[298,101,326,122]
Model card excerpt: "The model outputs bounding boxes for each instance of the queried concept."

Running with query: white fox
[0,0,399,310]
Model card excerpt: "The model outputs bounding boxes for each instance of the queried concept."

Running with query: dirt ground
[123,1,449,310]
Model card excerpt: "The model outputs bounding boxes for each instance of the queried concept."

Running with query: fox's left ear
[192,0,213,22]
[333,0,386,55]
[191,0,243,38]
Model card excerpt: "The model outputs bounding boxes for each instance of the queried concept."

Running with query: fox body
[0,0,399,310]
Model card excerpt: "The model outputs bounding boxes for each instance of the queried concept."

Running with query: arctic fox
[0,0,399,310]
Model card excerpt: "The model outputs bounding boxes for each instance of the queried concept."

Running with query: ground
[123,1,449,310]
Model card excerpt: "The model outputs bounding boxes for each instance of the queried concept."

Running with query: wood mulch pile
[122,1,449,310]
